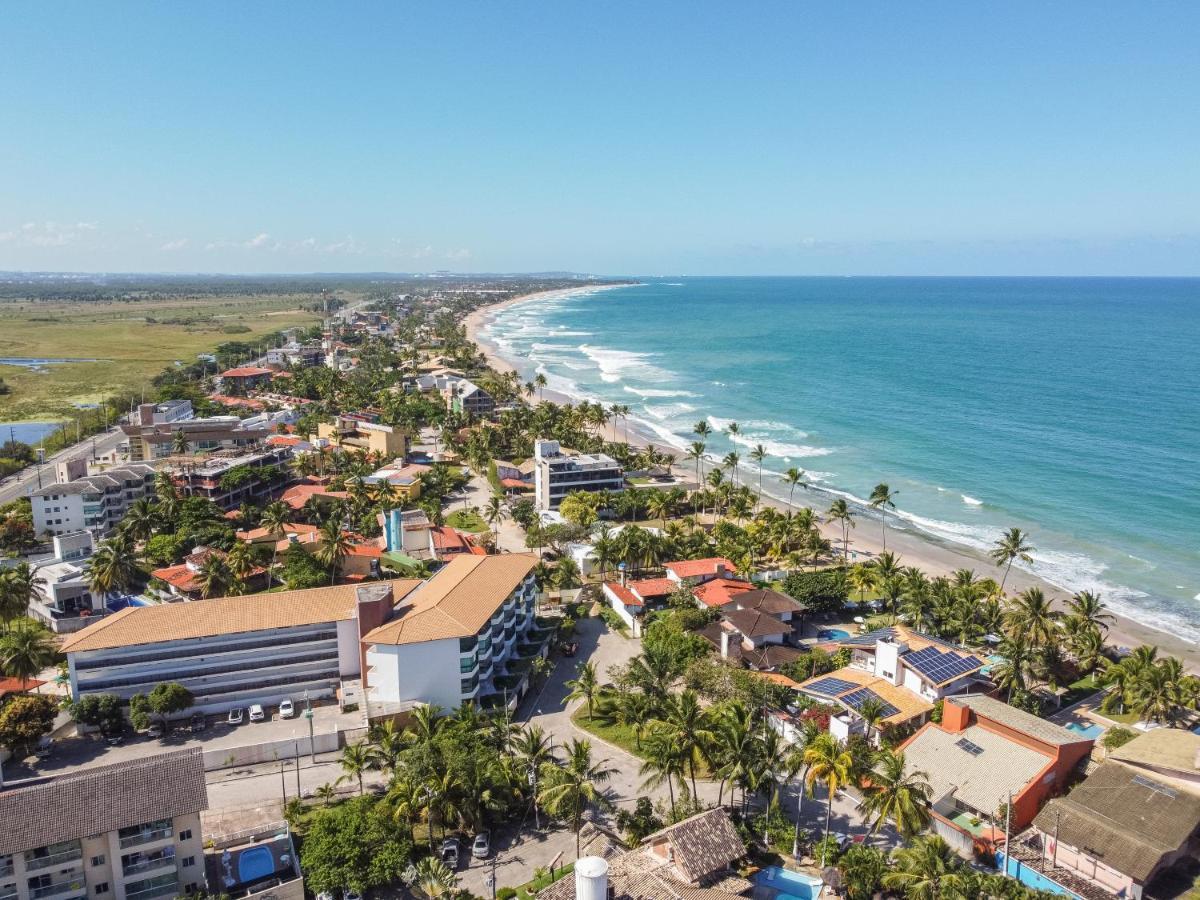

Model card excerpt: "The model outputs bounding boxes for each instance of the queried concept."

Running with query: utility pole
[280,757,288,810]
[1003,791,1013,878]
[1052,808,1060,869]
[305,691,315,763]
[294,742,301,799]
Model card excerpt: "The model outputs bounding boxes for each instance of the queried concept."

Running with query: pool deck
[205,827,298,898]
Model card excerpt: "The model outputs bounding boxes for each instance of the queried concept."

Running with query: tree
[657,690,713,798]
[140,681,194,730]
[69,692,125,737]
[782,467,807,509]
[1065,590,1114,635]
[1005,587,1058,648]
[639,728,686,819]
[87,537,140,599]
[749,444,768,500]
[882,835,971,900]
[868,483,897,551]
[300,796,413,895]
[538,738,616,858]
[803,732,855,866]
[838,845,889,900]
[281,544,329,589]
[827,498,855,562]
[0,623,58,691]
[224,541,258,592]
[338,740,374,795]
[860,749,932,838]
[554,556,581,590]
[412,857,458,898]
[990,527,1034,594]
[0,694,57,757]
[316,516,352,584]
[259,500,291,587]
[197,554,232,599]
[564,661,600,718]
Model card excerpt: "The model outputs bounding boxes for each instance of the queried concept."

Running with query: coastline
[465,291,1200,673]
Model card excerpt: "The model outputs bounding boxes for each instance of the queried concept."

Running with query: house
[29,532,103,632]
[693,577,754,608]
[795,625,992,735]
[362,461,429,501]
[899,694,1094,854]
[533,439,624,511]
[698,589,807,671]
[31,464,156,537]
[237,523,382,582]
[62,580,421,715]
[664,557,736,585]
[537,808,751,899]
[278,478,350,512]
[1018,730,1200,899]
[122,403,272,461]
[430,526,485,560]
[0,749,209,900]
[362,555,541,712]
[600,575,675,637]
[446,379,496,417]
[314,413,407,457]
[150,546,267,601]
[218,365,273,393]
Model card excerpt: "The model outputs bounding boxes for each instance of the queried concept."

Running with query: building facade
[314,413,407,457]
[31,465,156,537]
[165,446,292,510]
[532,439,624,510]
[0,750,208,900]
[122,404,272,462]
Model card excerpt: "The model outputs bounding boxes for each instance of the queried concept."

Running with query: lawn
[515,862,574,899]
[571,706,645,757]
[0,294,323,421]
[447,509,489,532]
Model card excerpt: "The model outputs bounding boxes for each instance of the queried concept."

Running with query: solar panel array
[955,737,985,756]
[840,627,897,647]
[841,687,899,718]
[904,646,984,683]
[805,676,858,697]
[1132,773,1177,799]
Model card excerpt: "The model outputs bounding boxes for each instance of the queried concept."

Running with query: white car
[279,699,295,719]
[227,708,245,726]
[248,704,266,722]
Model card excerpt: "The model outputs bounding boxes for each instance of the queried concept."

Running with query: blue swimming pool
[237,846,275,884]
[818,628,850,641]
[1065,721,1104,739]
[754,866,823,900]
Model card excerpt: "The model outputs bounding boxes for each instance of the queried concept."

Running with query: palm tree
[197,555,232,599]
[860,749,932,838]
[722,451,740,488]
[782,467,807,509]
[538,739,616,858]
[827,498,855,562]
[484,494,506,551]
[315,516,352,584]
[0,565,45,629]
[120,497,159,542]
[413,856,458,898]
[749,444,768,501]
[857,696,889,745]
[0,623,58,692]
[639,729,686,819]
[989,527,1034,594]
[1065,590,1114,635]
[171,428,189,456]
[336,741,373,795]
[686,441,707,493]
[868,483,897,551]
[848,562,877,603]
[803,732,855,866]
[883,836,969,899]
[86,538,139,601]
[563,661,600,718]
[224,542,257,593]
[657,690,713,798]
[259,500,291,587]
[512,724,555,770]
[693,419,712,442]
[1005,587,1058,647]
[554,556,581,590]
[534,372,547,402]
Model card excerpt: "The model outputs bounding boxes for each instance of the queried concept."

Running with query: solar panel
[905,647,984,684]
[805,676,858,698]
[955,737,985,756]
[841,687,899,718]
[1132,773,1177,799]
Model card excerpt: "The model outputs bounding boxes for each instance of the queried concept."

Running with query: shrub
[1103,726,1137,750]
[782,569,848,615]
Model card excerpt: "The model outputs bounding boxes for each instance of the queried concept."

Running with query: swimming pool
[817,628,849,641]
[236,845,275,884]
[754,866,823,900]
[1065,721,1104,739]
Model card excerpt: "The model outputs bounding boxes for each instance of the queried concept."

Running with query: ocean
[482,277,1200,642]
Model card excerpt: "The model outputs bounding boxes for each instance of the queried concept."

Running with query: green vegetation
[0,693,57,757]
[445,508,488,532]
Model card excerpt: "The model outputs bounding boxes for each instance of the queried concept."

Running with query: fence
[201,729,343,771]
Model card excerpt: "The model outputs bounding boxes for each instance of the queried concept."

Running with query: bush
[782,569,848,615]
[69,693,125,736]
[598,605,629,634]
[300,796,413,894]
[0,694,57,756]
[1103,726,1137,750]
[497,889,517,900]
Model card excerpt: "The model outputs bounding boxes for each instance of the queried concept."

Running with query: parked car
[472,832,490,859]
[248,704,266,722]
[104,733,125,746]
[35,737,53,759]
[316,893,334,900]
[146,723,163,738]
[279,699,295,719]
[342,891,361,900]
[190,713,207,733]
[227,707,245,726]
[440,837,459,869]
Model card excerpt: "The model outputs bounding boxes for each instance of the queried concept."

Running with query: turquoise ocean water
[483,277,1200,642]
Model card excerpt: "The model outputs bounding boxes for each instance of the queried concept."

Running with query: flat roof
[62,578,421,653]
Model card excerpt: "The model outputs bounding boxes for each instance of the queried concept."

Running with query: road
[0,426,125,505]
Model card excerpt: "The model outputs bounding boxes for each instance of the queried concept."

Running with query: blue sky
[2,3,1198,275]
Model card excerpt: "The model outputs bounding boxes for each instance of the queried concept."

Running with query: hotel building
[533,439,624,511]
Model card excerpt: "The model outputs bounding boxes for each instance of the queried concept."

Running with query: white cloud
[8,221,97,247]
[411,244,434,259]
[160,238,188,251]
[245,232,271,248]
[443,248,471,261]
[75,221,98,231]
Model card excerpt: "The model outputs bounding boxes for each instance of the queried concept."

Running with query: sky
[2,2,1199,276]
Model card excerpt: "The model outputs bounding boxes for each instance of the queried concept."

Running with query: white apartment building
[532,439,624,511]
[61,580,419,716]
[30,465,156,538]
[0,750,208,900]
[364,554,539,711]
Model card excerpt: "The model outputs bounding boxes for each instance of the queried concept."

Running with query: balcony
[29,879,86,900]
[122,850,176,878]
[119,827,173,850]
[25,848,82,873]
[124,875,180,900]
[459,657,478,675]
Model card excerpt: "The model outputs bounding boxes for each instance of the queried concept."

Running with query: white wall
[366,637,462,710]
[336,619,362,676]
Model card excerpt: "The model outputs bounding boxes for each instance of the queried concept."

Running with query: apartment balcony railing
[124,876,180,900]
[0,860,13,878]
[122,852,175,877]
[29,879,86,900]
[459,657,478,674]
[25,849,82,873]
[119,827,173,850]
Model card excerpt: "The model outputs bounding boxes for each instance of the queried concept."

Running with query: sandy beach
[464,293,1200,672]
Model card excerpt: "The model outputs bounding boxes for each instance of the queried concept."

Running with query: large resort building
[0,750,209,900]
[533,439,624,510]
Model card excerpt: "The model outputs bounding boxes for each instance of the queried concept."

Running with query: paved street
[0,427,125,506]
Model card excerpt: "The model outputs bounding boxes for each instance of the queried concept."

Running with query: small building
[899,694,1094,855]
[0,749,209,900]
[1021,730,1200,899]
[122,404,272,461]
[700,598,807,672]
[693,577,755,608]
[218,366,273,393]
[168,447,292,510]
[664,557,736,585]
[150,546,267,601]
[314,413,407,457]
[447,379,496,417]
[362,461,429,501]
[29,532,101,632]
[601,576,674,637]
[278,478,350,512]
[533,439,624,511]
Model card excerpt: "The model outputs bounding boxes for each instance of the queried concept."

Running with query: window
[91,856,105,867]
[181,858,194,868]
[94,884,109,895]
[177,830,191,842]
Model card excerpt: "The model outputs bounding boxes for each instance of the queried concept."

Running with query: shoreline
[465,291,1200,673]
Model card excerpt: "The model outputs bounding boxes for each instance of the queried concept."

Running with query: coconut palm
[639,728,686,819]
[989,527,1034,594]
[692,419,712,441]
[749,444,768,501]
[86,538,139,600]
[171,428,189,456]
[413,856,458,898]
[1065,590,1114,635]
[868,483,897,551]
[258,500,291,587]
[782,467,807,509]
[860,749,932,838]
[857,696,889,745]
[1005,587,1058,647]
[120,497,159,542]
[315,516,352,584]
[197,555,232,599]
[686,441,707,493]
[336,740,373,795]
[563,661,600,718]
[803,732,856,866]
[224,541,258,593]
[722,451,741,487]
[848,562,877,603]
[484,494,506,551]
[882,835,970,900]
[0,564,45,629]
[0,623,58,692]
[827,498,855,562]
[656,690,714,798]
[538,738,615,858]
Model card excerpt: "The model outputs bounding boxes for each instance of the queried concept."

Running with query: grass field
[0,294,326,422]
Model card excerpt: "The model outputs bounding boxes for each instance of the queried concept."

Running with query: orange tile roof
[363,554,537,646]
[280,483,349,510]
[628,577,675,599]
[266,435,308,447]
[747,671,802,689]
[209,394,265,410]
[62,578,423,653]
[693,578,754,607]
[431,526,474,553]
[220,366,273,378]
[796,666,932,725]
[237,522,320,542]
[0,677,45,699]
[665,557,735,579]
[605,580,642,607]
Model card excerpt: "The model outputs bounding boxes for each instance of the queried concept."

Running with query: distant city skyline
[3,2,1199,275]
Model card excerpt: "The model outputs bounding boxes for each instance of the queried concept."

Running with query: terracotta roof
[363,554,537,646]
[266,435,309,447]
[500,477,533,490]
[953,694,1087,747]
[62,578,421,653]
[1032,761,1200,881]
[628,577,675,599]
[431,525,475,554]
[0,676,45,699]
[645,808,747,883]
[220,366,272,378]
[605,580,643,607]
[209,394,265,410]
[280,483,349,510]
[0,749,208,856]
[797,666,932,725]
[746,671,802,689]
[665,557,735,579]
[693,578,753,608]
[237,522,320,542]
